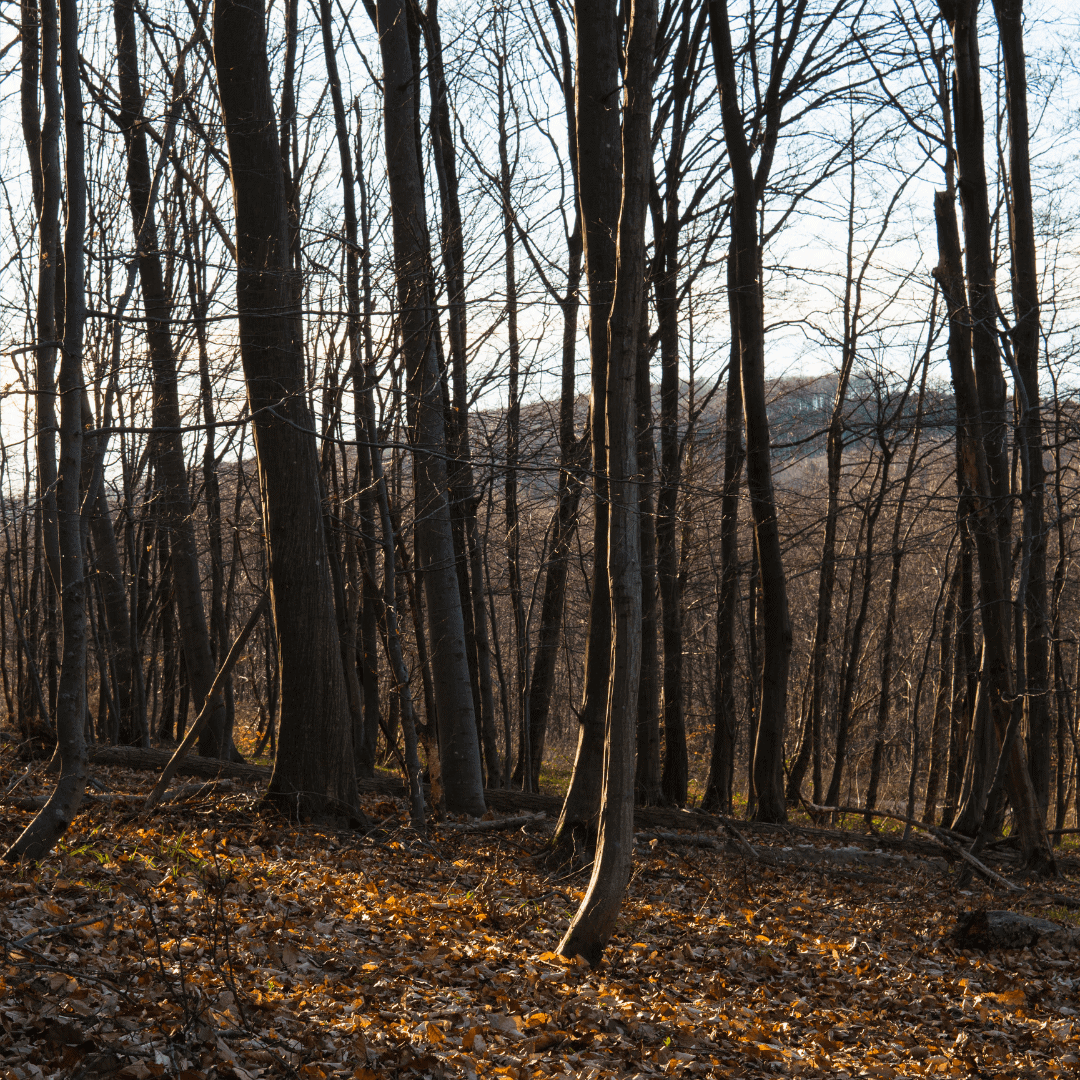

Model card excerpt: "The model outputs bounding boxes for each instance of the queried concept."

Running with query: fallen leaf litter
[1,762,1078,1079]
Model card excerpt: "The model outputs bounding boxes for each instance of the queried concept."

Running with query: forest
[0,0,1080,1074]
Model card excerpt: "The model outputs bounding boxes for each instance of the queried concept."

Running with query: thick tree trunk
[213,0,358,818]
[936,0,1052,871]
[374,0,485,816]
[559,0,653,966]
[933,177,1052,870]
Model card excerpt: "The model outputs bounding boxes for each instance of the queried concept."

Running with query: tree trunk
[786,140,861,806]
[317,0,381,778]
[5,0,87,861]
[114,0,228,759]
[373,0,485,816]
[710,0,791,823]
[559,0,653,965]
[824,450,888,811]
[993,0,1050,820]
[702,298,743,814]
[494,46,531,791]
[636,322,661,806]
[867,345,932,814]
[924,568,958,824]
[24,0,62,600]
[421,0,501,787]
[551,0,622,855]
[214,0,359,818]
[932,172,1052,870]
[526,1,584,791]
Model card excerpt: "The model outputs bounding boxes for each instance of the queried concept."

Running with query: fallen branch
[805,801,1022,893]
[10,917,111,949]
[439,813,548,833]
[144,590,269,811]
[635,831,724,850]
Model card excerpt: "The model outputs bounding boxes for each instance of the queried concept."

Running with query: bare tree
[559,0,654,965]
[213,0,359,818]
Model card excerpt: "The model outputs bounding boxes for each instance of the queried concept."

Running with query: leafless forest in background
[0,0,1079,900]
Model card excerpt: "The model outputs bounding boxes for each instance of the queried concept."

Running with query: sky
[0,0,1079,485]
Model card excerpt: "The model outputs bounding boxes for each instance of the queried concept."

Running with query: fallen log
[951,909,1080,952]
[91,746,270,784]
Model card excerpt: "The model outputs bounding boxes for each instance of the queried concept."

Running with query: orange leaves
[1,768,1079,1079]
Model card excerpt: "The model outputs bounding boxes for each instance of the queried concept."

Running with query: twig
[2,765,33,799]
[10,916,111,948]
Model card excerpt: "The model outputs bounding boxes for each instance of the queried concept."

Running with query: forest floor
[0,747,1078,1080]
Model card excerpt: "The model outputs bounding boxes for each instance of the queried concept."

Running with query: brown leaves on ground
[0,762,1078,1080]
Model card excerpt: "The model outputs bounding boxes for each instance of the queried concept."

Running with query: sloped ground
[0,756,1078,1080]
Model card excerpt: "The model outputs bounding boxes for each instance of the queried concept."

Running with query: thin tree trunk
[636,320,661,806]
[993,0,1050,819]
[703,249,743,815]
[25,0,61,599]
[710,0,791,823]
[867,334,933,813]
[825,451,888,812]
[551,0,621,856]
[526,1,584,791]
[924,568,959,824]
[787,138,861,805]
[318,0,381,778]
[559,0,653,965]
[114,0,227,759]
[6,0,87,861]
[494,47,531,791]
[420,0,500,788]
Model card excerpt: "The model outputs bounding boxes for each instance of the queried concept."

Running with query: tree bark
[992,0,1050,819]
[709,0,791,823]
[551,0,622,855]
[213,0,358,818]
[5,0,87,861]
[374,0,486,816]
[559,0,653,965]
[114,0,228,759]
